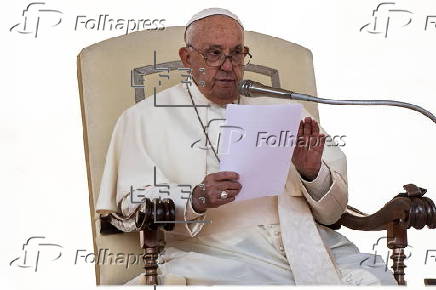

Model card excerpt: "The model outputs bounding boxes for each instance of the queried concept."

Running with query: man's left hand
[292,117,326,181]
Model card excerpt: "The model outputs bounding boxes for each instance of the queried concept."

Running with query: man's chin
[213,90,239,102]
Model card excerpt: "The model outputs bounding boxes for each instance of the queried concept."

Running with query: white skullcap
[186,8,243,28]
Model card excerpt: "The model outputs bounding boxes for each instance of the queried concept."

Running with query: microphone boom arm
[239,80,436,123]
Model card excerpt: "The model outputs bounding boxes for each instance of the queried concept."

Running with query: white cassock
[96,82,397,286]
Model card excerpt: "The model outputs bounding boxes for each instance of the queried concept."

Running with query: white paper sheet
[219,104,303,202]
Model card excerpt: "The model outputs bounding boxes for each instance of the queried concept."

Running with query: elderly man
[96,8,397,286]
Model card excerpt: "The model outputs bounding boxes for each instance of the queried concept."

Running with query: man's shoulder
[133,83,190,110]
[119,83,189,118]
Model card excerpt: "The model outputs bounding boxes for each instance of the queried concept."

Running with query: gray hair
[184,22,199,45]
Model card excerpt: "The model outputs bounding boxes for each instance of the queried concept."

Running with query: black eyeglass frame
[185,44,252,67]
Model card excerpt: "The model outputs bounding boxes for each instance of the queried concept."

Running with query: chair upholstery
[77,26,320,285]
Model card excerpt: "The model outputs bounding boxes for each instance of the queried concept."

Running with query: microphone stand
[239,80,436,123]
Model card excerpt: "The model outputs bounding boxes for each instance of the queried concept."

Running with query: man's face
[179,15,245,106]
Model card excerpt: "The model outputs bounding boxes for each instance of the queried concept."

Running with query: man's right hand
[191,171,242,213]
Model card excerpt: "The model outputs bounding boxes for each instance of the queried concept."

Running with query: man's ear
[179,47,191,67]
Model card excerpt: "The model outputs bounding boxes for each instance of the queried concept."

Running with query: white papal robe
[96,82,397,286]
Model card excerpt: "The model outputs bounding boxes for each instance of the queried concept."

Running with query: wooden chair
[77,26,435,285]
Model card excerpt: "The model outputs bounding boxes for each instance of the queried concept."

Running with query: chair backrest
[77,26,319,285]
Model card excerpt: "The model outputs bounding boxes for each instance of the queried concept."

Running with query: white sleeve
[298,148,348,225]
[96,108,207,237]
[185,196,207,219]
[300,160,332,201]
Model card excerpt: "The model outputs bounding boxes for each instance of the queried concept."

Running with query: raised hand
[292,117,326,181]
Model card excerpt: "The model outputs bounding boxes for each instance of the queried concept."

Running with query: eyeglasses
[186,44,252,67]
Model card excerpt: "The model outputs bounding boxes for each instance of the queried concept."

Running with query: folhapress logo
[9,236,63,272]
[9,2,63,38]
[9,2,166,38]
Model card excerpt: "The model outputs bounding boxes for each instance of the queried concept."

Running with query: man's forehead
[202,43,243,49]
[194,16,243,34]
[193,18,243,46]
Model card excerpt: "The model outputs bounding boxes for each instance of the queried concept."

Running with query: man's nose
[220,56,233,71]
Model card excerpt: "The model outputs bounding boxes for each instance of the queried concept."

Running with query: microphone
[238,80,436,123]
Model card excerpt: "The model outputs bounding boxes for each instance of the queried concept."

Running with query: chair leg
[387,222,408,286]
[136,198,174,285]
[143,246,160,285]
[140,229,161,285]
[390,248,406,285]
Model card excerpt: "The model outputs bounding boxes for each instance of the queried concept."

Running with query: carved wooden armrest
[100,198,176,285]
[335,184,436,231]
[323,184,436,285]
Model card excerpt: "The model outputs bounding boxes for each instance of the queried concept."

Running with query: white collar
[187,82,243,108]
